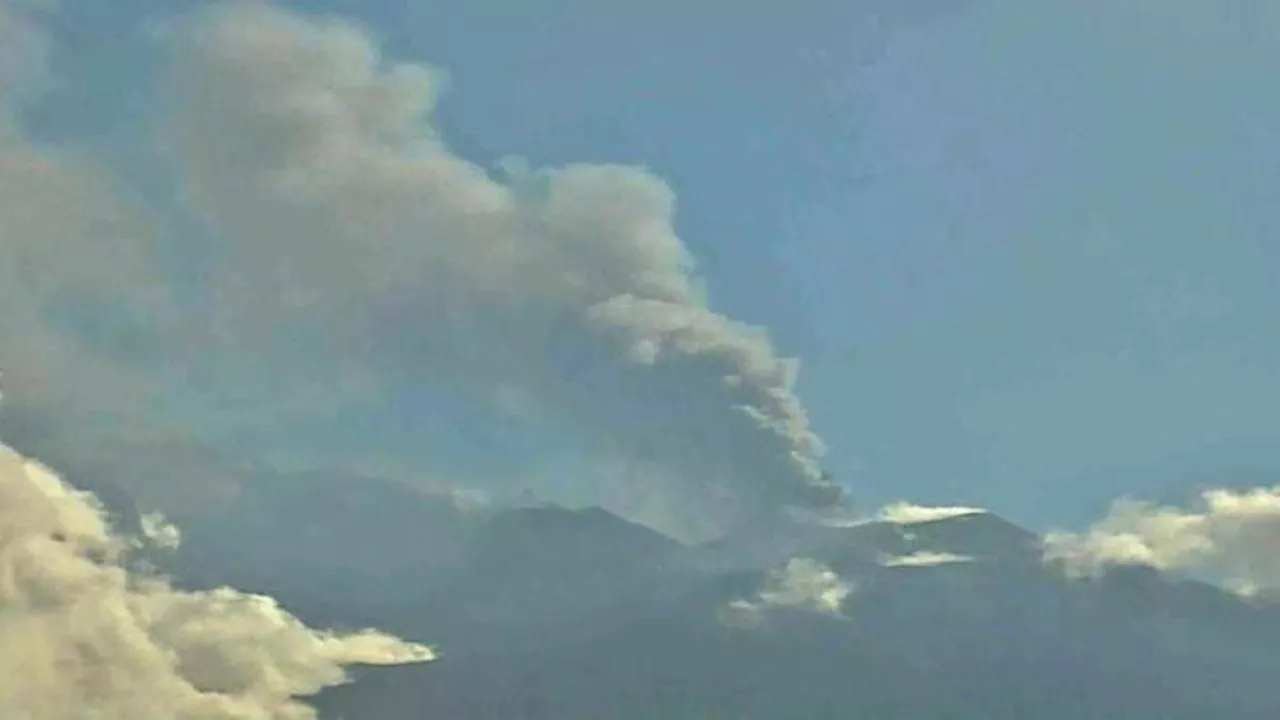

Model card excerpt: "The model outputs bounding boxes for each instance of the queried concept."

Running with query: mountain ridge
[90,464,1277,719]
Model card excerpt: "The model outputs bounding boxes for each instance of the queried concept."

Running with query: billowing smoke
[0,0,177,452]
[0,0,49,115]
[0,440,433,719]
[1044,485,1280,598]
[2,0,839,539]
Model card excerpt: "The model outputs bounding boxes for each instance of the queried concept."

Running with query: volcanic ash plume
[155,1,843,536]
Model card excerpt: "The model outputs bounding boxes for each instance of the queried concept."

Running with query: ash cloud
[0,0,178,452]
[0,0,841,540]
[149,0,834,536]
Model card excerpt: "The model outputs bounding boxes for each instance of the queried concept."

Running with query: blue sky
[9,0,1280,531]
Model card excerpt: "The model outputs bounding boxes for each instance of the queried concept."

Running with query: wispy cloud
[876,501,987,525]
[880,550,974,568]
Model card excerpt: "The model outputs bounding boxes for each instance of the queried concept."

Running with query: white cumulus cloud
[721,557,852,627]
[1044,485,1280,597]
[0,440,433,720]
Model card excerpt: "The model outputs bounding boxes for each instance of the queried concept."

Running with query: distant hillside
[99,464,1280,719]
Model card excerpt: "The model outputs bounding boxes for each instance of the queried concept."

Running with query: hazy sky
[11,0,1280,531]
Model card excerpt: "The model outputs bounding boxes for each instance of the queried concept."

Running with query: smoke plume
[2,0,842,539]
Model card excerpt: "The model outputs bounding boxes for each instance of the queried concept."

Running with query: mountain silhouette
[89,462,1276,719]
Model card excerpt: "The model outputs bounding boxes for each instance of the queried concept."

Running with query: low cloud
[880,551,974,568]
[138,510,182,551]
[1044,485,1280,597]
[876,502,987,525]
[803,501,988,530]
[0,440,433,719]
[721,557,852,627]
